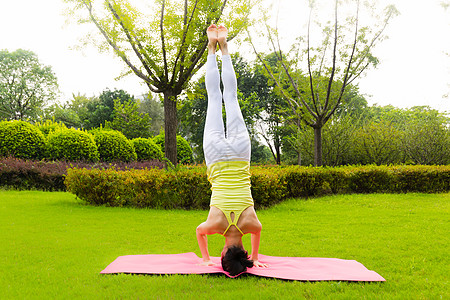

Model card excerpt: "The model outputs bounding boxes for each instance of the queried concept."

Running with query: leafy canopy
[0,49,58,121]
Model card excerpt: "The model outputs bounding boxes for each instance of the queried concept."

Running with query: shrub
[0,157,68,191]
[282,166,329,198]
[352,121,404,165]
[35,119,67,136]
[393,165,450,193]
[92,130,137,162]
[0,120,46,159]
[131,138,163,161]
[346,165,396,193]
[251,166,288,207]
[0,157,165,191]
[47,128,99,162]
[65,166,211,209]
[64,164,450,210]
[402,120,450,165]
[153,133,193,164]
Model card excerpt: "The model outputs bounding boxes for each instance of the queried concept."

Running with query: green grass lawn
[0,190,448,299]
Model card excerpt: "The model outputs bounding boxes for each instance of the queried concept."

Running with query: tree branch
[171,0,199,86]
[178,0,228,90]
[106,1,161,88]
[82,1,160,93]
[348,5,395,80]
[247,29,314,127]
[160,0,169,82]
[325,0,361,123]
[323,0,339,113]
[307,4,319,114]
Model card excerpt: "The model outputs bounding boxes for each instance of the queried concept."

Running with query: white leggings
[203,54,251,166]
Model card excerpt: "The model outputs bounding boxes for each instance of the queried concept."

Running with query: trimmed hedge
[0,120,46,160]
[153,133,193,164]
[0,157,165,191]
[47,128,99,162]
[92,130,137,162]
[132,138,163,161]
[64,164,450,209]
[35,119,67,136]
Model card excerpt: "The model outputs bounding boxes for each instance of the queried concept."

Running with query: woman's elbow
[196,223,207,235]
[254,221,262,233]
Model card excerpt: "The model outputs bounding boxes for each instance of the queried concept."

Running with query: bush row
[0,157,165,191]
[64,164,450,209]
[0,120,192,163]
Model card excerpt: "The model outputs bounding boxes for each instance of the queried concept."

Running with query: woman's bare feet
[217,25,229,55]
[207,24,218,55]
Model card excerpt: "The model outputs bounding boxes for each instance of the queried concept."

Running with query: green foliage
[401,109,450,165]
[40,103,82,128]
[108,99,152,139]
[250,166,288,207]
[35,119,67,136]
[0,49,58,121]
[47,128,99,162]
[353,120,404,165]
[288,114,358,166]
[138,94,164,136]
[65,167,211,209]
[250,136,274,164]
[153,133,193,164]
[282,166,330,198]
[73,89,136,130]
[92,130,137,162]
[0,120,46,159]
[131,138,163,161]
[64,164,450,209]
[283,105,450,167]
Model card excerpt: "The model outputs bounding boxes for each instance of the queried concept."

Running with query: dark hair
[221,245,254,276]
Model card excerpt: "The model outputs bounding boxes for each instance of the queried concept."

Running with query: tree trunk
[314,126,323,166]
[163,91,178,167]
[274,134,281,165]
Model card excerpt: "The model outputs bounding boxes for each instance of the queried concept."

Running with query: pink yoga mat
[100,252,385,282]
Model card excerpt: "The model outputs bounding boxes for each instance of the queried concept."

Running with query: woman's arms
[196,222,215,265]
[250,222,268,268]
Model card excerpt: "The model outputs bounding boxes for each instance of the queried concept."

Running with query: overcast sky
[1,0,449,112]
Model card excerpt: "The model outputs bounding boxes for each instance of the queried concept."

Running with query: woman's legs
[203,25,250,165]
[219,27,251,162]
[203,25,226,166]
[203,54,226,165]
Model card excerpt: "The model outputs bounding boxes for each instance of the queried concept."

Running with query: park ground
[0,190,448,299]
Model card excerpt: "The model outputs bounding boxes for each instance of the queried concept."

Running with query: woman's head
[221,245,254,276]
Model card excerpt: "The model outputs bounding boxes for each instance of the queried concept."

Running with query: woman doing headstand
[196,24,267,276]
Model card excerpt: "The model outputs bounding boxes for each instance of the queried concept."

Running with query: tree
[0,49,58,121]
[353,120,403,165]
[399,106,450,165]
[108,99,152,139]
[71,89,135,129]
[66,0,260,166]
[249,0,398,166]
[288,113,359,166]
[40,102,82,128]
[250,53,288,164]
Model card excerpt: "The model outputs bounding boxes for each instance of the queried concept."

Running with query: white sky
[1,0,449,112]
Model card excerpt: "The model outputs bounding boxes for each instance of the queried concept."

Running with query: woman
[196,24,267,276]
